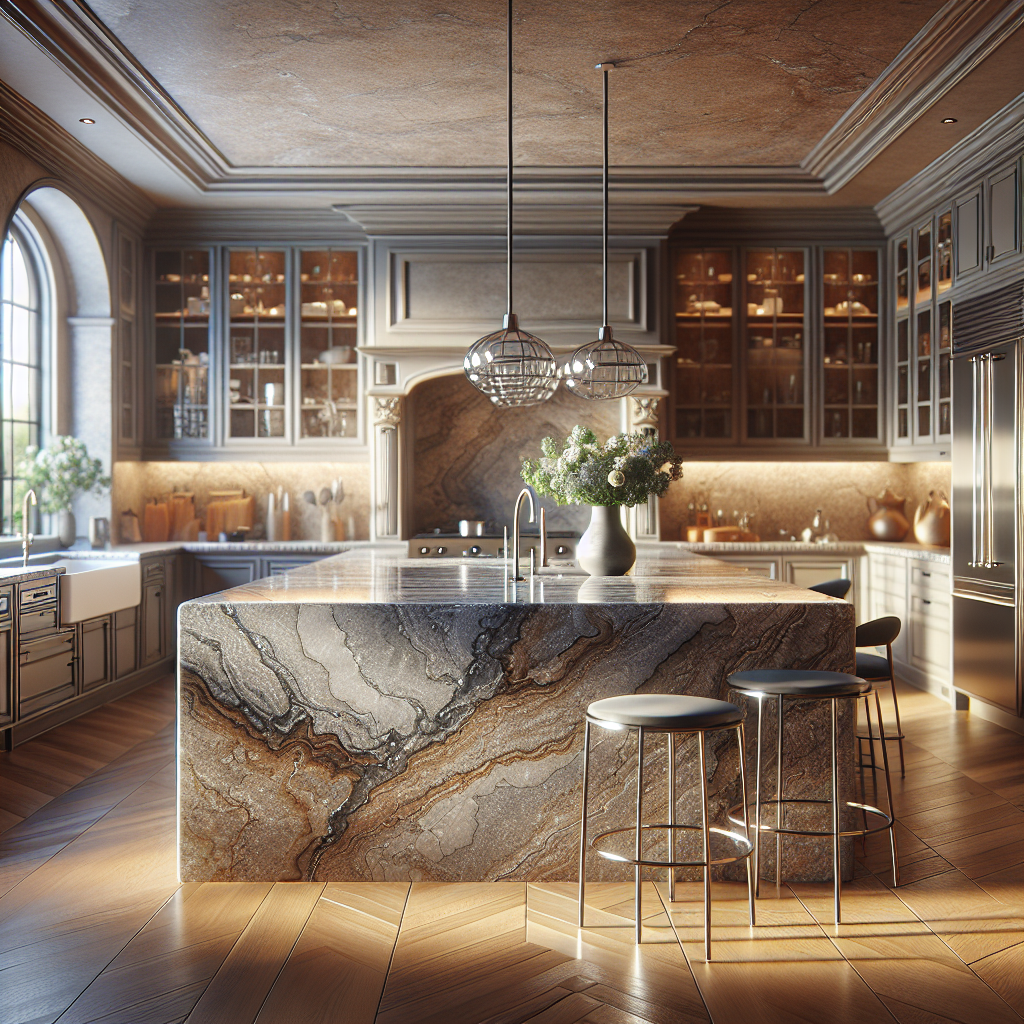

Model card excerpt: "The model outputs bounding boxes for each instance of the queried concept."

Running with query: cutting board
[206,495,254,538]
[142,502,169,542]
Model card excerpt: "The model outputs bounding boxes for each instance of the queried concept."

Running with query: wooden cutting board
[142,502,169,542]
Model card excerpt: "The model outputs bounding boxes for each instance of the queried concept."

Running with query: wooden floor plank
[253,883,409,1024]
[972,942,1024,1016]
[55,882,274,1024]
[184,881,325,1024]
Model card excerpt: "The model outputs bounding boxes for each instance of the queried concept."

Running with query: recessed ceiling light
[941,117,958,124]
[79,118,95,124]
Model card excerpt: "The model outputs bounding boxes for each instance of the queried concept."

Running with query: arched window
[0,217,47,536]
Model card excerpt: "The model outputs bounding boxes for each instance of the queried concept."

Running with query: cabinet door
[743,249,808,443]
[114,607,138,679]
[18,632,75,717]
[954,187,982,281]
[987,163,1020,266]
[261,557,319,577]
[226,248,289,443]
[909,592,951,676]
[783,557,854,592]
[198,557,258,595]
[141,582,166,666]
[79,616,112,692]
[0,628,11,725]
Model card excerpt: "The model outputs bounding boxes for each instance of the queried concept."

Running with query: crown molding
[874,93,1024,234]
[144,208,369,245]
[0,80,155,230]
[804,0,1024,193]
[670,206,885,244]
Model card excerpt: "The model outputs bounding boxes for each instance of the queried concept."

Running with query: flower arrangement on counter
[21,436,110,513]
[521,426,682,508]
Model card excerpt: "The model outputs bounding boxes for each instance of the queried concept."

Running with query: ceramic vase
[57,510,76,547]
[576,505,636,577]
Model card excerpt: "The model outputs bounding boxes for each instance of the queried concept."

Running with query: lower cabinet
[867,552,951,699]
[18,630,76,718]
[114,606,138,678]
[191,553,326,597]
[78,615,113,692]
[141,579,166,667]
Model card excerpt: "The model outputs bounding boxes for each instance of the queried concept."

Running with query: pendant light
[563,63,648,400]
[464,0,558,408]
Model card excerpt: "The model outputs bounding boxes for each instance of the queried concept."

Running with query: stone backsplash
[113,461,371,542]
[659,460,952,542]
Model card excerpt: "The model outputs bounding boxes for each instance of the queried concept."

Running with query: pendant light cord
[602,65,609,327]
[506,0,513,317]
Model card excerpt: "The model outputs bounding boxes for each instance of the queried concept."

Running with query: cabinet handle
[922,599,931,605]
[921,571,931,577]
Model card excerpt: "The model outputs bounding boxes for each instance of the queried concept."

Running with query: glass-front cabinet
[147,245,363,451]
[821,249,880,442]
[227,248,288,441]
[673,249,734,442]
[153,249,211,442]
[299,250,359,440]
[745,249,807,442]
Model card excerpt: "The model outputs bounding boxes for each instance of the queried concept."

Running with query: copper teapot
[913,490,951,547]
[867,488,910,542]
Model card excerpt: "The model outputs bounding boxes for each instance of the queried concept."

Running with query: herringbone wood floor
[0,677,1021,1024]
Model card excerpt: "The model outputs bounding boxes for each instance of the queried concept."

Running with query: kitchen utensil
[867,489,910,541]
[913,491,950,546]
[120,509,142,543]
[459,520,486,537]
[280,492,292,542]
[703,526,743,543]
[88,516,110,549]
[142,501,170,542]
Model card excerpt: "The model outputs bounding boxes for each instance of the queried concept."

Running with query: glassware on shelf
[936,212,952,293]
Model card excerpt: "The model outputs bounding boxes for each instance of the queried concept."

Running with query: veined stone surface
[178,552,856,883]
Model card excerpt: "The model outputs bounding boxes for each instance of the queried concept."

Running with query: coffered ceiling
[0,0,1022,226]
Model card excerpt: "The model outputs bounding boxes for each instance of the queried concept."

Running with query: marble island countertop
[186,548,847,606]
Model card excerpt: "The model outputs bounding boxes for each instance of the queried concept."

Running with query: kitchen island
[178,550,856,884]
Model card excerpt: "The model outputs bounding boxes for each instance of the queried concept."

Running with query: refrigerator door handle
[969,355,982,568]
[984,353,1003,568]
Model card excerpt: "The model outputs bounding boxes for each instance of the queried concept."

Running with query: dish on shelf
[851,273,874,283]
[717,273,733,283]
[834,299,871,315]
[320,346,355,364]
[301,300,358,318]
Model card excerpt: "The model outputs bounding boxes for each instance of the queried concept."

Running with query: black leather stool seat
[728,669,870,698]
[856,652,891,679]
[587,694,743,731]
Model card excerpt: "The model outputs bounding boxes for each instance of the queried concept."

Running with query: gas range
[408,531,578,560]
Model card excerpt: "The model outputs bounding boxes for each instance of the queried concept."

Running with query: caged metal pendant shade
[464,0,558,408]
[563,63,647,401]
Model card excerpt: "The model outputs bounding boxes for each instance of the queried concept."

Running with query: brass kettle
[913,490,951,547]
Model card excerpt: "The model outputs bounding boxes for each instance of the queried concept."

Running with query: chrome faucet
[511,487,535,582]
[21,489,36,567]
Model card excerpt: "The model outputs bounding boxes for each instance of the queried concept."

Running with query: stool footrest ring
[591,823,753,869]
[727,798,893,839]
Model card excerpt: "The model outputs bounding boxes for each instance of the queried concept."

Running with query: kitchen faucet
[511,487,535,582]
[21,489,36,567]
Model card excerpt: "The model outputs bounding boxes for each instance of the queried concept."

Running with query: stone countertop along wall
[178,551,857,886]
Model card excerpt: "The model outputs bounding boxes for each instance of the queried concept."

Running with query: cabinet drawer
[20,580,57,608]
[142,560,166,584]
[909,563,950,594]
[19,607,58,637]
[18,630,75,715]
[910,594,951,671]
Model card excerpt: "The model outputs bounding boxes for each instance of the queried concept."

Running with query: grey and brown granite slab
[178,550,858,885]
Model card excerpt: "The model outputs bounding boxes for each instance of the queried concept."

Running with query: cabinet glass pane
[896,238,909,311]
[673,249,734,441]
[299,249,359,439]
[916,223,932,305]
[745,249,804,440]
[916,308,932,440]
[822,249,878,441]
[938,300,951,436]
[227,249,287,440]
[153,249,210,440]
[896,318,910,439]
[937,212,952,293]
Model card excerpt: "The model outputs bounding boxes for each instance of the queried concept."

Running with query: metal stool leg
[578,720,591,927]
[668,731,676,903]
[775,696,784,891]
[887,660,906,778]
[698,729,712,961]
[873,689,900,887]
[635,726,645,945]
[831,697,841,925]
[754,694,764,897]
[737,722,756,928]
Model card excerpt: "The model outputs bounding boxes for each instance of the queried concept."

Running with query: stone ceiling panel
[84,0,946,168]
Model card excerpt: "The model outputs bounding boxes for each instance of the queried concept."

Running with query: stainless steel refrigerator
[951,282,1022,717]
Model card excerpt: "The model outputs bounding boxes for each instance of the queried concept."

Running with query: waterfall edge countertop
[184,547,851,605]
[178,548,856,885]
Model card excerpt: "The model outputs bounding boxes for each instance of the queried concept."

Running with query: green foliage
[521,425,683,508]
[20,436,110,514]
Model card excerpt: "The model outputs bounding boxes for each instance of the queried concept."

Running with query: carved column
[371,396,404,540]
[627,395,662,542]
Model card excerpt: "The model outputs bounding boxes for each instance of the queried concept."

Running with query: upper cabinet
[145,244,364,455]
[889,152,1022,455]
[670,240,884,454]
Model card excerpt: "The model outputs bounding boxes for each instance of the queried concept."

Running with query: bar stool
[808,578,852,600]
[855,616,906,777]
[726,670,899,925]
[578,694,755,961]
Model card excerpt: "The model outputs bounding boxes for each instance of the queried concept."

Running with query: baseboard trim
[961,696,1024,736]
